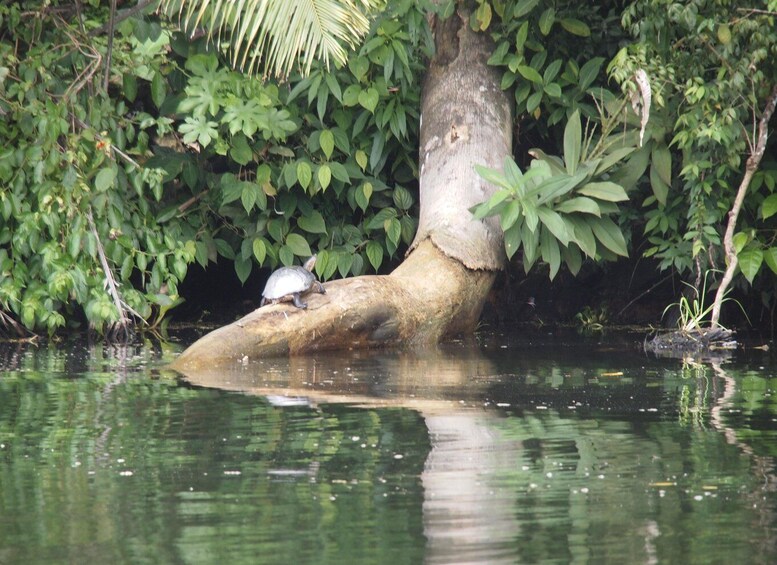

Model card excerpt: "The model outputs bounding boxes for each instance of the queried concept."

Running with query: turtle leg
[291,293,308,309]
[314,281,326,295]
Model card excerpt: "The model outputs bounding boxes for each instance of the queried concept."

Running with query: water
[1,331,776,564]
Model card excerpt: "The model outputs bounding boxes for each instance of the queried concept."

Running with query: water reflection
[1,334,776,564]
[175,336,777,564]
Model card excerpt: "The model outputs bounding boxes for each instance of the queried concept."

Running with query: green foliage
[161,3,425,284]
[471,107,638,279]
[483,0,626,128]
[609,1,777,288]
[0,1,197,335]
[0,1,426,334]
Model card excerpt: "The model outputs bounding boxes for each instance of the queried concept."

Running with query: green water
[1,332,775,564]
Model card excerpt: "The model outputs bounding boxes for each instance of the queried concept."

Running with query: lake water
[1,330,775,564]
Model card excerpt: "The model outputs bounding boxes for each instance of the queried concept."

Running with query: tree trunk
[170,6,512,371]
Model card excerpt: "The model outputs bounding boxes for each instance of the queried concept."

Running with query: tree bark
[170,5,512,371]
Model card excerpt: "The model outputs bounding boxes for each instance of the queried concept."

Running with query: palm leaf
[160,0,380,79]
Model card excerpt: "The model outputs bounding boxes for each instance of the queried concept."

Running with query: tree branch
[710,83,777,327]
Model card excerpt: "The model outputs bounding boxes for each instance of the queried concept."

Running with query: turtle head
[303,255,317,272]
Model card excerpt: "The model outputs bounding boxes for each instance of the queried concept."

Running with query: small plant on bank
[575,305,609,331]
[661,271,745,334]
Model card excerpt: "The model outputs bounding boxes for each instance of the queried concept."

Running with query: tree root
[170,240,496,371]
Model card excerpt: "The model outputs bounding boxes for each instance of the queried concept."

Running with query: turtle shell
[262,265,317,301]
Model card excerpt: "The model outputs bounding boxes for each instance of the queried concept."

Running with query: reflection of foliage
[0,344,428,563]
[678,360,709,428]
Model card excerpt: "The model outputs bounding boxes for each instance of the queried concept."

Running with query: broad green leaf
[738,248,763,284]
[761,194,777,219]
[475,164,514,190]
[538,7,555,35]
[649,163,669,206]
[279,245,294,266]
[151,71,166,109]
[521,220,539,271]
[560,18,590,37]
[578,57,604,91]
[95,167,116,192]
[366,240,383,271]
[524,204,539,232]
[385,218,401,246]
[320,129,335,159]
[297,161,312,190]
[234,256,252,284]
[537,207,570,245]
[652,144,672,186]
[241,182,259,213]
[555,196,601,216]
[324,73,342,102]
[501,200,522,231]
[562,244,583,276]
[503,157,524,188]
[367,208,398,230]
[543,83,562,98]
[252,238,266,264]
[328,162,349,183]
[594,146,636,176]
[540,227,561,279]
[318,164,331,190]
[517,65,543,84]
[578,182,629,202]
[513,0,540,18]
[732,232,749,253]
[528,148,566,175]
[763,247,777,274]
[355,182,372,211]
[393,186,414,210]
[358,88,379,113]
[474,1,492,30]
[355,149,368,171]
[563,110,581,174]
[285,233,312,257]
[123,73,138,102]
[534,171,587,204]
[504,223,521,259]
[230,134,253,165]
[336,252,353,278]
[298,211,328,235]
[526,91,543,113]
[591,217,628,256]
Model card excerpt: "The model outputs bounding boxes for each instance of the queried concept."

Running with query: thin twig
[87,207,133,339]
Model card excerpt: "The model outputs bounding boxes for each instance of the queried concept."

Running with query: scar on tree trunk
[170,7,512,371]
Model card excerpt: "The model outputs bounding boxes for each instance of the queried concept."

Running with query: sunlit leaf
[578,182,628,202]
[738,248,763,284]
[563,110,581,174]
[761,194,777,219]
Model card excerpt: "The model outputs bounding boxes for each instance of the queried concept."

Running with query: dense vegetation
[1,0,776,336]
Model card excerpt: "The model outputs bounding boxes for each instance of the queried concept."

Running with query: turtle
[260,255,326,309]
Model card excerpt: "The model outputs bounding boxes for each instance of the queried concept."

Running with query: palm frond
[160,0,382,79]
